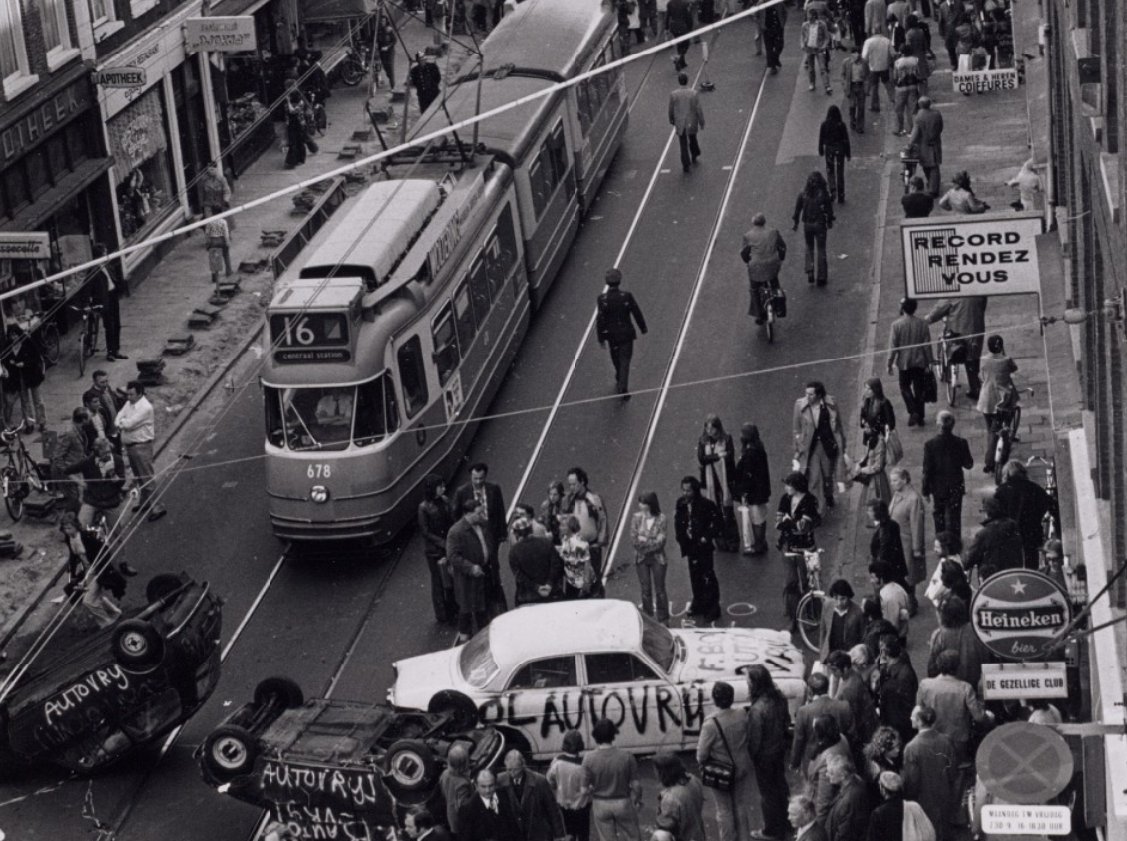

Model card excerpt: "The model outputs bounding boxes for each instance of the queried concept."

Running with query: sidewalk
[837,5,1054,672]
[0,12,466,653]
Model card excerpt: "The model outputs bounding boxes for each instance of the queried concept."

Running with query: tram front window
[265,375,398,450]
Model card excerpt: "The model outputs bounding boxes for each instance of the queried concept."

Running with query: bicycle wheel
[77,331,87,377]
[764,304,775,343]
[39,323,60,365]
[796,592,823,652]
[2,468,24,522]
[339,60,364,86]
[86,313,101,357]
[946,364,959,405]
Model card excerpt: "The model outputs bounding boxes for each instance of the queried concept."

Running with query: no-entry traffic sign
[976,722,1074,804]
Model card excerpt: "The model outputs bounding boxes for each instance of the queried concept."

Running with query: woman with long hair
[418,473,458,624]
[630,491,669,623]
[862,726,903,798]
[792,170,835,286]
[732,422,771,555]
[698,414,738,551]
[539,480,567,545]
[817,104,852,203]
[746,665,791,841]
[654,752,707,841]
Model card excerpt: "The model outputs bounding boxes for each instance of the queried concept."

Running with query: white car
[388,600,807,759]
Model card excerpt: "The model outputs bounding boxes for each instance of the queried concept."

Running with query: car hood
[670,627,807,690]
[388,648,463,709]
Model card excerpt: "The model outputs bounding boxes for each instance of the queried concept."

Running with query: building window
[0,0,35,97]
[38,0,73,55]
[89,0,110,24]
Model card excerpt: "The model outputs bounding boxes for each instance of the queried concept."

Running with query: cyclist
[976,334,1017,473]
[740,212,786,325]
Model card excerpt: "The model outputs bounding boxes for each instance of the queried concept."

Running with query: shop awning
[301,0,375,22]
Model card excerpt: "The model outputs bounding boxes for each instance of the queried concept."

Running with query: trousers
[686,549,721,621]
[636,555,669,621]
[591,797,641,841]
[898,366,929,421]
[124,440,158,509]
[677,130,701,172]
[753,751,790,840]
[802,223,828,284]
[712,769,757,841]
[931,490,964,542]
[608,340,634,394]
[806,440,837,502]
[868,69,893,109]
[894,84,919,133]
[825,149,847,200]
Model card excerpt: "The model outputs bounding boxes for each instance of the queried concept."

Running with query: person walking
[408,52,442,112]
[547,730,592,841]
[861,28,894,113]
[886,298,935,426]
[697,414,738,551]
[199,162,232,218]
[888,467,927,610]
[696,682,755,841]
[376,17,397,88]
[801,9,833,93]
[452,461,508,546]
[825,753,871,841]
[874,635,919,744]
[732,422,772,555]
[666,0,694,70]
[925,296,988,400]
[863,0,887,37]
[891,44,921,135]
[582,718,644,841]
[976,334,1018,473]
[818,106,851,203]
[820,580,865,662]
[509,516,564,605]
[993,460,1052,569]
[793,380,847,509]
[740,213,787,326]
[418,474,458,624]
[791,673,854,775]
[963,496,1024,578]
[921,411,973,539]
[205,213,231,285]
[869,499,910,593]
[842,45,869,132]
[792,171,835,286]
[630,491,670,623]
[777,472,822,623]
[668,73,705,173]
[901,177,935,217]
[858,377,897,489]
[902,705,958,841]
[747,664,792,841]
[446,498,505,643]
[115,380,166,522]
[88,245,128,361]
[654,753,707,841]
[564,467,609,594]
[498,749,567,841]
[596,268,648,399]
[283,90,308,169]
[675,476,723,623]
[916,649,990,767]
[762,1,786,74]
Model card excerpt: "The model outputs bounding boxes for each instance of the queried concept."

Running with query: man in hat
[409,51,442,113]
[595,268,647,400]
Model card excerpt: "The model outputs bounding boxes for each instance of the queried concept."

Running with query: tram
[262,0,629,542]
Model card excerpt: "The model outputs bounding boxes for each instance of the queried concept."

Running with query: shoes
[118,562,139,578]
[769,66,778,75]
[838,195,845,204]
[755,316,766,325]
[816,277,827,287]
[147,507,167,522]
[622,393,631,402]
[807,271,815,284]
[824,495,836,509]
[825,86,833,94]
[808,83,816,91]
[683,166,691,173]
[983,464,995,474]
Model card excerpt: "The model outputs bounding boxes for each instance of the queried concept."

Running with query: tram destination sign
[901,212,1044,299]
[971,570,1073,661]
[269,312,350,364]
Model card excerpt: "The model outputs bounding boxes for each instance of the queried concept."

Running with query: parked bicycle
[1026,453,1061,542]
[899,149,919,195]
[338,45,371,86]
[1,426,50,521]
[786,547,825,652]
[69,303,103,377]
[15,312,60,366]
[990,387,1034,485]
[937,317,968,406]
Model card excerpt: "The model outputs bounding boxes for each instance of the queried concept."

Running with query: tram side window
[354,373,398,446]
[486,203,518,299]
[468,254,491,327]
[576,81,592,136]
[453,281,476,353]
[432,304,459,386]
[397,336,430,418]
[529,121,571,220]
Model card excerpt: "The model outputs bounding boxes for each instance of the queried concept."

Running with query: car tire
[112,619,165,672]
[384,739,439,799]
[202,725,258,783]
[253,676,304,711]
[426,690,479,732]
[145,573,184,605]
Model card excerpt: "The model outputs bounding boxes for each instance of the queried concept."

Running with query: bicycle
[69,303,103,377]
[1,426,50,521]
[899,149,919,194]
[755,283,782,343]
[15,312,60,366]
[936,318,966,406]
[1026,454,1061,542]
[338,45,370,86]
[785,547,825,652]
[990,387,1033,485]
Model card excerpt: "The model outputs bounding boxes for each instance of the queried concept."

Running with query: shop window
[0,0,35,97]
[107,87,176,242]
[431,304,460,386]
[38,0,76,64]
[396,336,429,418]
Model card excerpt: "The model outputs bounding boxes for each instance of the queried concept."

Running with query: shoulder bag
[884,427,904,465]
[700,716,737,791]
[922,366,939,404]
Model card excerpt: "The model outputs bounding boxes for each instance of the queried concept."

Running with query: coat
[925,299,988,348]
[666,0,694,35]
[871,519,909,584]
[819,120,852,159]
[733,442,772,505]
[964,515,1024,575]
[876,654,919,743]
[863,0,887,36]
[838,671,879,743]
[993,476,1052,553]
[902,728,959,834]
[53,424,91,476]
[810,737,855,824]
[509,535,563,604]
[76,452,127,510]
[748,693,790,760]
[669,87,705,134]
[819,601,865,661]
[674,494,722,557]
[596,287,647,344]
[418,496,453,561]
[458,794,523,841]
[446,516,504,615]
[921,432,973,499]
[866,796,905,841]
[792,695,854,771]
[697,707,754,778]
[889,485,927,569]
[656,776,707,841]
[915,674,986,757]
[497,768,566,841]
[4,337,45,392]
[827,773,871,841]
[976,352,1018,415]
[698,432,736,508]
[926,623,989,688]
[793,396,847,472]
[438,768,474,834]
[909,106,944,168]
[452,480,508,545]
[630,511,667,564]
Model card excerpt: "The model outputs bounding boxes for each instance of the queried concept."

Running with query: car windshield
[265,376,397,451]
[458,628,501,689]
[640,612,676,672]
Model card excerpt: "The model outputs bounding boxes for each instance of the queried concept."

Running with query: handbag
[850,456,872,486]
[699,716,736,791]
[921,367,938,404]
[884,428,904,465]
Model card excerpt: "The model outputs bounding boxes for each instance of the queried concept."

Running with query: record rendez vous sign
[971,570,1073,661]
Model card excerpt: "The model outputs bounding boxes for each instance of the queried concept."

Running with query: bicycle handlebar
[68,304,104,314]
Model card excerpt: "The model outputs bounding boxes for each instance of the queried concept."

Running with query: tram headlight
[310,485,330,504]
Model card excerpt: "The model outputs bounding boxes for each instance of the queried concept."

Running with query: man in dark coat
[902,705,959,841]
[732,422,772,555]
[907,96,944,196]
[403,805,453,841]
[868,499,910,591]
[497,750,566,841]
[964,496,1024,577]
[52,407,93,514]
[458,769,523,841]
[408,52,442,112]
[875,635,918,744]
[790,673,854,775]
[665,0,694,69]
[674,475,723,622]
[88,244,128,362]
[452,461,508,546]
[825,753,870,841]
[993,460,1052,568]
[762,2,786,74]
[926,297,988,399]
[921,410,973,540]
[508,517,563,605]
[596,268,647,399]
[865,772,907,841]
[446,498,506,643]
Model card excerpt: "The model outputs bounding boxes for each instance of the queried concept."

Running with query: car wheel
[384,739,439,798]
[145,573,184,605]
[111,619,165,672]
[426,690,479,732]
[253,676,304,710]
[202,725,258,783]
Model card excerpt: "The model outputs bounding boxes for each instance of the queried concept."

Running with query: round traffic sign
[976,722,1074,804]
[970,569,1072,661]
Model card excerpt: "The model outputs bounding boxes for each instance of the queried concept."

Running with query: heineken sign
[971,570,1073,661]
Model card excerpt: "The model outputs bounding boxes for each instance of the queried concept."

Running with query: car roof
[488,600,643,666]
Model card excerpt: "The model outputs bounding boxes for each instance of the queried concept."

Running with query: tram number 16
[278,315,317,346]
[307,464,332,479]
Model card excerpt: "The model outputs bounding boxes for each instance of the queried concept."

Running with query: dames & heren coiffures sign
[971,570,1072,661]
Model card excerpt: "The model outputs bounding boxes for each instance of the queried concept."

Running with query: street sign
[0,231,50,260]
[982,805,1071,835]
[977,722,1074,804]
[952,67,1020,95]
[901,212,1044,300]
[93,67,147,88]
[971,569,1072,661]
[981,662,1069,701]
[184,16,256,54]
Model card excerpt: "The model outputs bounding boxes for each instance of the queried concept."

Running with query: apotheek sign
[93,67,147,88]
[971,570,1072,661]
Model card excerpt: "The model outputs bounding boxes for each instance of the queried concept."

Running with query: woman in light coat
[630,491,669,623]
[977,334,1018,472]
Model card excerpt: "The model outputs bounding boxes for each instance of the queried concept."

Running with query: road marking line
[604,67,771,580]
